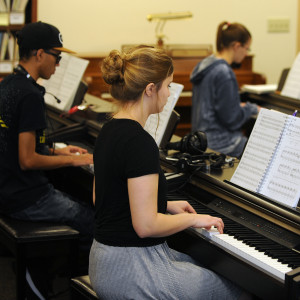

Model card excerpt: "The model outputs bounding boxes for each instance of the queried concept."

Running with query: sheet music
[231,108,300,207]
[40,53,89,111]
[281,52,300,99]
[241,84,277,94]
[144,82,183,146]
[260,116,300,207]
[231,109,288,192]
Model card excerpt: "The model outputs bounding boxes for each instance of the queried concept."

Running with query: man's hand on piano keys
[69,153,93,167]
[53,145,93,166]
[54,145,88,156]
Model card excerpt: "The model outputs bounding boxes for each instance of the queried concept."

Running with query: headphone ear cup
[170,131,207,155]
[194,131,207,152]
[188,131,207,154]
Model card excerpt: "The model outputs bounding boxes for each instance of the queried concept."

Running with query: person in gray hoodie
[191,21,260,158]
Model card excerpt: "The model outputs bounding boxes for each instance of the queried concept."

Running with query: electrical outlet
[268,18,290,33]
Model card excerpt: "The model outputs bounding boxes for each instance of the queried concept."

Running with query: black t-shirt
[93,119,167,247]
[0,73,50,214]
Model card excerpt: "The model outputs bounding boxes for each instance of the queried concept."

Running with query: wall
[38,0,298,84]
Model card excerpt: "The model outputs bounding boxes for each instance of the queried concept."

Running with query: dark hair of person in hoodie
[216,21,251,52]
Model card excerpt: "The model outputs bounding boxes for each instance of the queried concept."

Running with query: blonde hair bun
[101,50,125,85]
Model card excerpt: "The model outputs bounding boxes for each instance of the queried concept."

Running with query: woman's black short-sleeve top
[93,119,167,247]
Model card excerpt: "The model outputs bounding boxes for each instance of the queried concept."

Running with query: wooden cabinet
[80,53,266,137]
[80,55,109,99]
[0,0,37,75]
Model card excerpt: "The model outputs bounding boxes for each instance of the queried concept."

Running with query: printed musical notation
[231,109,287,192]
[231,108,300,208]
[40,53,89,111]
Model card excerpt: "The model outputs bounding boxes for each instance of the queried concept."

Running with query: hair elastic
[222,22,231,31]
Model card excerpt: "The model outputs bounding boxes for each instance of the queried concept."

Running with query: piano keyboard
[167,193,300,283]
[194,227,292,282]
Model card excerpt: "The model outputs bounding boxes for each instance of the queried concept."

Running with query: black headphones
[165,131,234,172]
[166,131,207,155]
[173,152,231,172]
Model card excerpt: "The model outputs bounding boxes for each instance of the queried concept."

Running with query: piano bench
[70,275,99,300]
[0,214,80,300]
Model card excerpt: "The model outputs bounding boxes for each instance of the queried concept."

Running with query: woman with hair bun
[89,46,250,299]
[191,21,260,158]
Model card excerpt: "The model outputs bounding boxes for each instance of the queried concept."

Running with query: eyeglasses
[44,50,62,64]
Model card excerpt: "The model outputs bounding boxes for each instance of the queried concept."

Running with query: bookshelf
[0,0,36,75]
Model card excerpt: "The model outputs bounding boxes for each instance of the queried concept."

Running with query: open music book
[230,108,300,208]
[144,82,183,147]
[39,53,89,111]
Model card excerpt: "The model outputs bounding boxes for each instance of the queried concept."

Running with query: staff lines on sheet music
[240,155,267,169]
[280,148,300,164]
[275,163,300,182]
[277,164,300,175]
[245,143,274,157]
[266,180,297,200]
[250,132,279,145]
[258,117,286,132]
[231,108,300,208]
[236,162,265,179]
[277,164,291,176]
[285,128,300,140]
[229,173,259,191]
[290,169,300,180]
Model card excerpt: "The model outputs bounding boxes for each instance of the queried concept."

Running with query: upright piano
[45,88,300,299]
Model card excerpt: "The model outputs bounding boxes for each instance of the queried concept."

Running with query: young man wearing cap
[0,21,94,299]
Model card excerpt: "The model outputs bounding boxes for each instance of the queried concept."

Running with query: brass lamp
[147,12,193,47]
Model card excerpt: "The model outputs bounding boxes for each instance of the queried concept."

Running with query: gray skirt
[89,239,243,300]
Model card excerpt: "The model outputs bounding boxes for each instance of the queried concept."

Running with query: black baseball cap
[17,21,75,53]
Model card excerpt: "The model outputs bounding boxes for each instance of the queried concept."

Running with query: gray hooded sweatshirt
[190,54,258,157]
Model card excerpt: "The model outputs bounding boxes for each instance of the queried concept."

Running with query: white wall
[38,0,298,84]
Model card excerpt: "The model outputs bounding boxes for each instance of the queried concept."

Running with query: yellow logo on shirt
[39,130,46,143]
[0,116,8,128]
